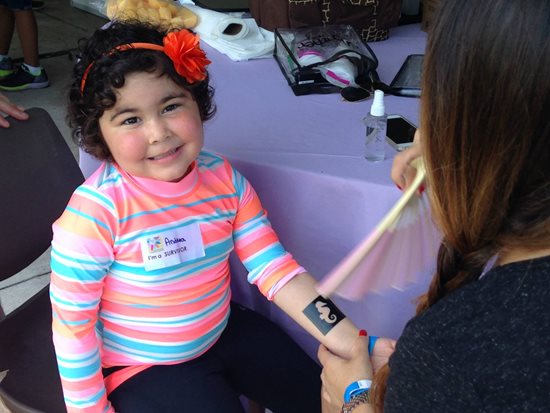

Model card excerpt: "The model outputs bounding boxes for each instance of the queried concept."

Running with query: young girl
[50,21,360,413]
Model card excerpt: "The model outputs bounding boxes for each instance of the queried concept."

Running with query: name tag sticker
[140,223,205,271]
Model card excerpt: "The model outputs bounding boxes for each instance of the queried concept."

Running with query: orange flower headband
[80,29,211,94]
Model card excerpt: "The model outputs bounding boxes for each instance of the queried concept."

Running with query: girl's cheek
[114,133,148,157]
[124,140,147,157]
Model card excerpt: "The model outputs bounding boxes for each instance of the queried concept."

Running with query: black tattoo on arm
[303,295,345,335]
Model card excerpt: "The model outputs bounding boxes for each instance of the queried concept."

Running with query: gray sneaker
[0,64,49,91]
[0,57,14,78]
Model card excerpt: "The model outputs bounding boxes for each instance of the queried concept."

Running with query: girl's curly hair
[67,20,216,160]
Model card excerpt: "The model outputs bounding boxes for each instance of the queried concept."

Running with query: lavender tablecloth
[79,24,430,358]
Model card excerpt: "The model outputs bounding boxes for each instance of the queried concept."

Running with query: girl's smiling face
[99,71,204,182]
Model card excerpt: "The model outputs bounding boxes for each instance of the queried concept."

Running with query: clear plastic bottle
[364,90,387,162]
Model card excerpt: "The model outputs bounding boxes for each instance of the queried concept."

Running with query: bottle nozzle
[370,89,385,116]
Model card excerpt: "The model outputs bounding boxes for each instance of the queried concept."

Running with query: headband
[80,29,211,94]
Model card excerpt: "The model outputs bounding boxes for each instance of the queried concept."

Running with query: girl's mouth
[148,146,181,161]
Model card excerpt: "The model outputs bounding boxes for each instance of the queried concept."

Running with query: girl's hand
[370,337,396,374]
[391,129,422,191]
[318,335,373,411]
[0,93,28,128]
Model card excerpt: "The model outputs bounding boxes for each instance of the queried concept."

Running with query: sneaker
[32,1,45,10]
[0,57,14,78]
[0,64,49,91]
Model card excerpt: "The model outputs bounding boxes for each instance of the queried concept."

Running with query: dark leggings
[106,303,321,413]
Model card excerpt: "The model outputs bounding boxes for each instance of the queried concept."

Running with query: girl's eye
[122,116,139,125]
[163,103,179,113]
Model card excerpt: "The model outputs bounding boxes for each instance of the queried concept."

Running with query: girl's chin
[133,167,189,183]
[164,164,194,183]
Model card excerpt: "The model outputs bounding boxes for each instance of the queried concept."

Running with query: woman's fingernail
[359,329,368,337]
[419,185,425,194]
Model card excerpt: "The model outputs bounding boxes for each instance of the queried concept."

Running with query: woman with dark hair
[319,0,550,411]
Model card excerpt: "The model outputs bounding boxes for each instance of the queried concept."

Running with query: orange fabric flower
[163,29,211,84]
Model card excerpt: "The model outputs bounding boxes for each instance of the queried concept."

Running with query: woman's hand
[0,93,28,128]
[370,337,396,374]
[318,334,373,412]
[391,129,422,191]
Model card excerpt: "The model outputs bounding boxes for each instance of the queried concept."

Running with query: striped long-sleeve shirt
[50,151,305,413]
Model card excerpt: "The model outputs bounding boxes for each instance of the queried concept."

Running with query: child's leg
[13,8,39,67]
[212,303,322,413]
[0,5,15,56]
[0,0,47,90]
[107,355,246,413]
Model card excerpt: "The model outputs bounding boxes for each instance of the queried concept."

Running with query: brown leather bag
[249,0,402,42]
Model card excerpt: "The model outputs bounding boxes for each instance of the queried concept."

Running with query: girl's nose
[148,118,170,144]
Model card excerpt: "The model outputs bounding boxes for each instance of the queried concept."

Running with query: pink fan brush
[316,158,441,300]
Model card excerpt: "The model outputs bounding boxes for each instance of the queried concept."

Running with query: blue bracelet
[368,335,378,355]
[344,379,372,403]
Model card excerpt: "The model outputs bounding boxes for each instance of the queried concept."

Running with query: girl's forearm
[272,272,359,358]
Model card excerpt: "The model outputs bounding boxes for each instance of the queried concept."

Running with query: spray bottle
[363,90,387,162]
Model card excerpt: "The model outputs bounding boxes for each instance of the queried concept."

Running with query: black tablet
[389,54,423,98]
